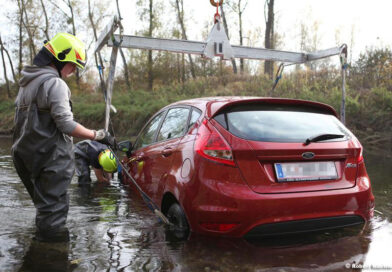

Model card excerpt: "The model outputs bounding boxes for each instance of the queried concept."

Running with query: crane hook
[210,0,223,7]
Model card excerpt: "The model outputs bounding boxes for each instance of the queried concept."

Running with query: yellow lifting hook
[210,0,223,7]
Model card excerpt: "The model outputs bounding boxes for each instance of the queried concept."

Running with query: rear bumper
[244,215,364,238]
[187,168,374,237]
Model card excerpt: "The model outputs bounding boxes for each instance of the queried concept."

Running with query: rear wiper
[304,134,345,145]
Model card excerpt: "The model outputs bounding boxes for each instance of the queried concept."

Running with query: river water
[0,136,391,272]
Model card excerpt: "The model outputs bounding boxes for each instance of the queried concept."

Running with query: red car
[121,97,374,238]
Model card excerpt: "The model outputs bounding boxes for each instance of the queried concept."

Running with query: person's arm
[93,168,110,183]
[46,78,97,140]
[46,78,115,144]
[70,124,95,140]
[103,172,113,180]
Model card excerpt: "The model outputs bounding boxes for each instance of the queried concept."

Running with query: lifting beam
[95,15,348,129]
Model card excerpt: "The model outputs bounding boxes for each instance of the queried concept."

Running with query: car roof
[167,96,339,118]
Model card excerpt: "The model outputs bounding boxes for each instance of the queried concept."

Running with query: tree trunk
[230,0,247,74]
[176,53,181,83]
[0,37,11,98]
[2,40,17,83]
[88,0,106,93]
[20,0,36,62]
[264,0,275,79]
[220,4,237,74]
[120,48,131,89]
[17,0,23,77]
[40,0,50,40]
[181,53,185,83]
[66,0,76,36]
[65,0,80,86]
[116,0,131,89]
[174,0,196,79]
[147,0,154,90]
[239,4,244,74]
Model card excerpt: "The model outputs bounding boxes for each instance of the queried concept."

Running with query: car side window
[157,107,190,142]
[134,112,164,150]
[188,108,202,130]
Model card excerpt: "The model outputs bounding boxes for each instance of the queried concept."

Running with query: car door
[128,111,165,197]
[149,107,191,203]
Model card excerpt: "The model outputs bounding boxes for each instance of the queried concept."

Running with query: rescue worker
[74,140,118,185]
[11,33,116,242]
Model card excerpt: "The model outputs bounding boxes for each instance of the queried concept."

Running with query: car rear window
[213,104,351,142]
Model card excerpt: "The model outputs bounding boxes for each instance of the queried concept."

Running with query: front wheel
[167,203,189,239]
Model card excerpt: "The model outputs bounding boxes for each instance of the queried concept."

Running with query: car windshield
[214,104,351,143]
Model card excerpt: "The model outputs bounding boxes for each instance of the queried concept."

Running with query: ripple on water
[0,140,391,271]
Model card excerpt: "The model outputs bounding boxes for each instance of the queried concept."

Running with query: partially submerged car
[121,97,374,238]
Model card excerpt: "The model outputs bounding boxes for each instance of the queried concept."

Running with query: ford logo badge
[302,152,315,159]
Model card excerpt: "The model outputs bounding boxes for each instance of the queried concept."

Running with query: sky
[117,0,392,59]
[1,0,392,83]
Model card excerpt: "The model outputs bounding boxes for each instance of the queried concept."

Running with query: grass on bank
[1,71,391,153]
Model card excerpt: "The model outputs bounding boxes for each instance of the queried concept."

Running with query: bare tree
[228,0,247,74]
[2,41,17,83]
[116,0,131,89]
[174,0,196,79]
[47,0,81,85]
[136,0,158,90]
[147,0,154,90]
[16,0,23,76]
[220,4,237,74]
[299,19,322,70]
[264,0,274,79]
[0,36,11,98]
[172,29,184,82]
[20,0,37,63]
[88,0,106,93]
[39,0,50,40]
[296,22,308,71]
[63,0,76,36]
[63,0,80,86]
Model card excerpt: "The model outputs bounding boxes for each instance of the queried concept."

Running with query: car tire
[167,203,189,239]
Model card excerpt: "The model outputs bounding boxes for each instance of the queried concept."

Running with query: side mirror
[118,140,133,156]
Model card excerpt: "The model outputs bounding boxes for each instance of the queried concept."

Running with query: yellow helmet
[44,33,86,70]
[98,149,117,173]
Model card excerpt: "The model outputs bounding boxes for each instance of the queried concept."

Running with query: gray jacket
[16,65,78,134]
[12,65,76,232]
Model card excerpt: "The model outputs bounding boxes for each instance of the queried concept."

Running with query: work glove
[94,129,117,149]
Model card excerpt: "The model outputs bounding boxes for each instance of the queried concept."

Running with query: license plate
[274,161,338,182]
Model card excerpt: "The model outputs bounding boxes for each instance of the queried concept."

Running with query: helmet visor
[78,56,90,77]
[75,48,87,70]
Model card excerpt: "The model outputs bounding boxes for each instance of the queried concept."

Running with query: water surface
[0,137,391,271]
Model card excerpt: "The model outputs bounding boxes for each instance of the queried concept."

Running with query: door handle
[161,148,173,157]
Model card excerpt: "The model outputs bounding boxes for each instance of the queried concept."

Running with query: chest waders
[11,75,75,236]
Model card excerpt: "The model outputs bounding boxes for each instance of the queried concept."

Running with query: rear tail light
[194,119,235,166]
[200,223,238,232]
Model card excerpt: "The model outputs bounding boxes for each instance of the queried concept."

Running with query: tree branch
[40,0,50,40]
[47,0,70,18]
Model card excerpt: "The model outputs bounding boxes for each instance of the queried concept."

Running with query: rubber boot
[35,226,70,243]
